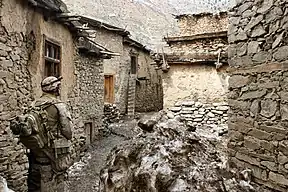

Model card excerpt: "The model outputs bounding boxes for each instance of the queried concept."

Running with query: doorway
[104,75,114,103]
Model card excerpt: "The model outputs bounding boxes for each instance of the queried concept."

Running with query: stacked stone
[0,16,33,191]
[228,0,288,191]
[103,103,120,126]
[169,38,228,58]
[168,101,229,127]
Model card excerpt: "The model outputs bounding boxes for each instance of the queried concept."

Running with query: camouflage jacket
[32,93,73,161]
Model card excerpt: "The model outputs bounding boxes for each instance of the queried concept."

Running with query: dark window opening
[44,40,61,77]
[131,56,137,74]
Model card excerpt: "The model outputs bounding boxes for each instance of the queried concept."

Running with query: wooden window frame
[43,35,62,78]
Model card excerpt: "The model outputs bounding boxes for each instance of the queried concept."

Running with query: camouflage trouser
[40,165,68,192]
[27,152,68,192]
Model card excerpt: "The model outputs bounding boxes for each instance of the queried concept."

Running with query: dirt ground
[67,118,141,192]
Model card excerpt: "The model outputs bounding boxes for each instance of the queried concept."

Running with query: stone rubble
[102,103,121,134]
[99,112,266,192]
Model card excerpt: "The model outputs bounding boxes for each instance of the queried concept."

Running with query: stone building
[77,16,163,116]
[0,0,114,191]
[228,0,288,191]
[161,12,229,109]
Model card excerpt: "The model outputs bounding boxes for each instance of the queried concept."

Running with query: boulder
[100,113,253,192]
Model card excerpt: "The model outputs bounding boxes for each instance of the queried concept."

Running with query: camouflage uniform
[28,76,73,192]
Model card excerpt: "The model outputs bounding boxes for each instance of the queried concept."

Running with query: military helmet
[41,76,62,92]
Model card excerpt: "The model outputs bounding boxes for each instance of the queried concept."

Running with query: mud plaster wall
[177,13,228,36]
[228,0,288,191]
[123,45,163,112]
[163,64,228,109]
[0,0,76,191]
[90,29,127,113]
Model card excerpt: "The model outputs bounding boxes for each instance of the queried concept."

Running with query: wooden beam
[164,31,227,43]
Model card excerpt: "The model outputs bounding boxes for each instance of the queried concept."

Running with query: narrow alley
[1,0,288,192]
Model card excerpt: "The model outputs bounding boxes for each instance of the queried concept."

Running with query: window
[131,56,137,74]
[44,39,61,77]
[104,75,114,103]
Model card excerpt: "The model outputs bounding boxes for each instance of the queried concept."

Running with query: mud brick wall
[228,0,288,191]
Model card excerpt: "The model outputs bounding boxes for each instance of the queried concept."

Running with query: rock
[240,90,267,100]
[0,176,14,192]
[0,43,12,52]
[260,100,277,118]
[193,118,202,122]
[181,101,195,106]
[273,46,288,61]
[207,112,215,118]
[272,32,284,49]
[229,75,250,88]
[247,41,259,54]
[186,121,196,132]
[257,0,273,14]
[244,14,263,31]
[166,111,175,119]
[138,119,157,132]
[250,100,260,117]
[216,106,229,111]
[280,104,288,120]
[236,30,248,41]
[100,113,248,192]
[268,172,288,186]
[252,51,271,63]
[170,107,181,112]
[0,60,13,68]
[251,25,266,37]
[211,110,223,115]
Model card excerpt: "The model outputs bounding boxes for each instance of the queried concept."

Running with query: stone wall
[0,1,34,191]
[228,0,288,191]
[168,101,229,127]
[166,37,228,63]
[162,64,229,108]
[0,0,103,191]
[122,45,163,112]
[68,52,104,155]
[90,26,163,114]
[177,12,228,36]
[91,28,128,114]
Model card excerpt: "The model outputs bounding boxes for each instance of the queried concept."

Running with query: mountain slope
[62,0,236,50]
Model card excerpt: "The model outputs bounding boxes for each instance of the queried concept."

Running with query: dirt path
[67,119,139,192]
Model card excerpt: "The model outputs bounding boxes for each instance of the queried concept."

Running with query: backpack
[10,102,54,151]
[10,101,73,172]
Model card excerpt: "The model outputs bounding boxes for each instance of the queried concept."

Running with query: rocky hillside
[62,0,236,51]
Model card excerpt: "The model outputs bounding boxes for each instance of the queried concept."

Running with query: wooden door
[104,75,114,103]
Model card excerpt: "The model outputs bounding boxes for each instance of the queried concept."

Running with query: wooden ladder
[127,74,136,118]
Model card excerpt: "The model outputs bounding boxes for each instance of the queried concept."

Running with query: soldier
[24,76,73,192]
